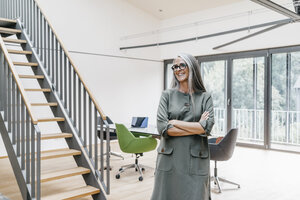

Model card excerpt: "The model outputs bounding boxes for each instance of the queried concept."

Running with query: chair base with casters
[115,153,147,181]
[211,160,240,193]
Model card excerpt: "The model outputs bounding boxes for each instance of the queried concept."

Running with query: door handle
[227,98,231,106]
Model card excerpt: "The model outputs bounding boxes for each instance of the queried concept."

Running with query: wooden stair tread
[0,27,21,34]
[41,167,90,183]
[25,88,51,92]
[0,18,16,27]
[19,75,44,79]
[37,117,65,122]
[41,133,72,140]
[43,185,100,200]
[7,49,32,54]
[3,38,27,44]
[13,62,38,66]
[41,148,81,160]
[31,102,57,106]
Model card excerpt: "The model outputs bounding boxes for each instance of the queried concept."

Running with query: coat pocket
[189,147,209,176]
[156,147,174,172]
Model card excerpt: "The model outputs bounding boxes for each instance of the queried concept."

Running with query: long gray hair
[170,53,206,119]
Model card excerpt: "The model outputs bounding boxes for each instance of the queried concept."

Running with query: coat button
[161,148,165,152]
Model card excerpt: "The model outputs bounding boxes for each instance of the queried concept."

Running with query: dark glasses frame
[171,63,187,71]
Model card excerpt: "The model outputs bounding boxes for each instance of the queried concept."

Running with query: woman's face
[173,57,189,83]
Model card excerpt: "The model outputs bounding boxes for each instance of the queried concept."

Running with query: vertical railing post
[51,31,55,84]
[12,79,16,144]
[106,124,110,194]
[94,108,98,171]
[64,55,67,107]
[32,1,36,50]
[78,83,82,137]
[83,89,87,147]
[36,4,40,55]
[60,46,63,100]
[21,100,25,170]
[8,70,11,132]
[89,98,92,158]
[47,24,50,76]
[44,18,47,67]
[35,125,41,200]
[31,123,35,198]
[68,61,72,117]
[55,39,59,91]
[73,71,76,127]
[100,119,104,181]
[4,62,8,121]
[0,52,3,111]
[29,0,33,41]
[25,112,30,183]
[17,90,20,156]
[40,12,43,61]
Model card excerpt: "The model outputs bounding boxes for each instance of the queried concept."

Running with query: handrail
[34,0,107,121]
[0,35,37,124]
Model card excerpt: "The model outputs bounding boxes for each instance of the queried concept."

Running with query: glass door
[231,57,265,145]
[271,52,300,151]
[200,60,227,136]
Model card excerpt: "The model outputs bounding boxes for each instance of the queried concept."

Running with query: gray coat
[151,89,215,200]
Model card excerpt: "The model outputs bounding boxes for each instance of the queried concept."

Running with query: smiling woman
[151,53,215,200]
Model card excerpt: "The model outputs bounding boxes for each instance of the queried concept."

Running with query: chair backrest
[210,128,238,161]
[115,123,136,152]
[219,128,238,160]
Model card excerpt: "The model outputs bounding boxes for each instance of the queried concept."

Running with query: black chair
[209,128,240,193]
[97,116,124,160]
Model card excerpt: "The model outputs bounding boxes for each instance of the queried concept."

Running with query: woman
[151,53,214,200]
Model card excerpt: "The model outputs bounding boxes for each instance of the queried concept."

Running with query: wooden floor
[1,141,300,200]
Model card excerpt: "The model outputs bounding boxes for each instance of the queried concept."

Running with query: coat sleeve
[157,91,173,139]
[199,94,215,136]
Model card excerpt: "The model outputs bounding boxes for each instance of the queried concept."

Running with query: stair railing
[0,35,41,199]
[0,0,111,194]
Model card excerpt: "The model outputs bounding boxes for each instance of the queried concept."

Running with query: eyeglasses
[171,63,187,71]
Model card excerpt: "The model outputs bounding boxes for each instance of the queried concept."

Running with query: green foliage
[201,61,225,108]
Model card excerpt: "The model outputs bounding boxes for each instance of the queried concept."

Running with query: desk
[98,124,160,137]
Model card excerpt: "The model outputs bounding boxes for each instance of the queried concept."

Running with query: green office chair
[115,123,157,181]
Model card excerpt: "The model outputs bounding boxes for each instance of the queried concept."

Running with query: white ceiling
[124,0,242,20]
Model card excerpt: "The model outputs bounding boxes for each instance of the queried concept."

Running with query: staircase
[0,1,111,199]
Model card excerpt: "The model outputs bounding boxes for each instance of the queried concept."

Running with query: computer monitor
[131,117,148,128]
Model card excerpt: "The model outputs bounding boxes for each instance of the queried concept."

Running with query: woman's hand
[169,120,178,126]
[200,111,209,121]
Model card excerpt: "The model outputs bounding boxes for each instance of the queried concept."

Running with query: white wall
[36,0,164,125]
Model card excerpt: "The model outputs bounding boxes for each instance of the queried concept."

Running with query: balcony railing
[212,108,300,145]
